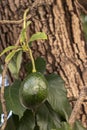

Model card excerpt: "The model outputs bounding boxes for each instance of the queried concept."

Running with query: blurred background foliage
[81,14,87,41]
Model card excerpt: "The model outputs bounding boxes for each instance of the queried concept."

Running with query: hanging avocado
[19,72,48,110]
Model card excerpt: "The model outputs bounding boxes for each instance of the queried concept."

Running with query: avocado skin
[19,72,48,109]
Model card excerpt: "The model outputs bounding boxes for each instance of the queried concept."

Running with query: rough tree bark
[0,0,87,128]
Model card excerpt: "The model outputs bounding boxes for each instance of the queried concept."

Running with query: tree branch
[0,14,33,25]
[0,33,21,130]
[76,0,87,14]
[0,63,8,130]
[0,0,48,25]
[68,87,87,127]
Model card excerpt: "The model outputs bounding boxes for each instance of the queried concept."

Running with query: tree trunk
[0,0,87,127]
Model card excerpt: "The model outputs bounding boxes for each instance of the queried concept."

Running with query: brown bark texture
[0,0,87,128]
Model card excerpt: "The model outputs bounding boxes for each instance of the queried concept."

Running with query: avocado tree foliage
[0,7,87,130]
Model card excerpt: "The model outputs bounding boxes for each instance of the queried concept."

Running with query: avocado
[19,72,48,109]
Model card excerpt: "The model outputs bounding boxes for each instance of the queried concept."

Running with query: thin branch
[68,96,87,102]
[0,63,8,130]
[0,0,48,25]
[68,87,87,127]
[0,14,33,25]
[75,0,87,14]
[0,33,21,130]
[0,19,23,25]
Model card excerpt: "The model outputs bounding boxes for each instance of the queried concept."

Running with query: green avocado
[19,72,48,109]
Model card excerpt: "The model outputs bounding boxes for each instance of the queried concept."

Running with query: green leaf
[8,60,18,78]
[55,122,72,130]
[5,113,19,130]
[25,57,46,74]
[20,28,26,43]
[0,80,25,118]
[26,21,31,26]
[0,46,17,57]
[5,48,22,63]
[73,121,87,130]
[8,51,22,79]
[16,51,22,72]
[18,103,61,130]
[46,74,72,121]
[18,110,35,130]
[29,32,47,43]
[51,121,87,130]
[37,103,61,130]
[0,64,2,73]
[20,21,31,43]
[56,121,87,130]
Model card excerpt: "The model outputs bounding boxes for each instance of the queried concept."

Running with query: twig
[0,0,47,25]
[68,87,87,127]
[0,63,8,130]
[75,0,87,14]
[68,96,87,102]
[0,14,33,25]
[0,33,21,130]
[0,19,23,25]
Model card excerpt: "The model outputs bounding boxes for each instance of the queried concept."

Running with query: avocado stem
[28,47,36,73]
[23,8,29,29]
[23,9,36,73]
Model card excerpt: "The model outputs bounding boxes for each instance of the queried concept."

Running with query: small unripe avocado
[19,72,48,109]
